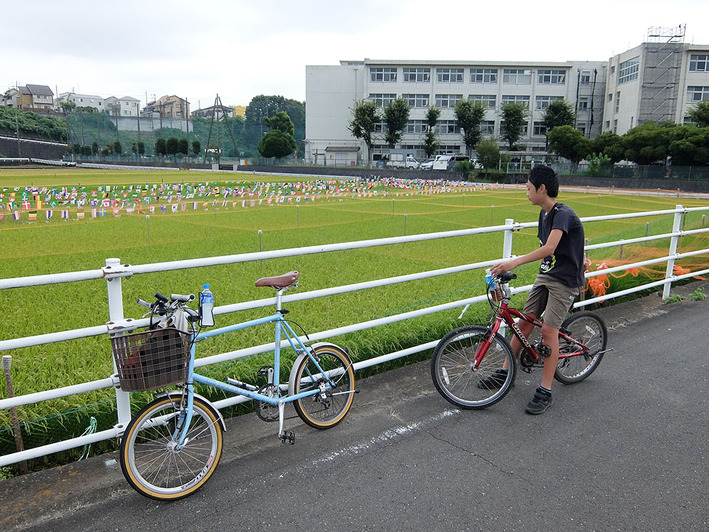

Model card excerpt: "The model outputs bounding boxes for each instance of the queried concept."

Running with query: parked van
[389,153,420,169]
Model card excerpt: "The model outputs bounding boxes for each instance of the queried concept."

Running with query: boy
[490,165,585,414]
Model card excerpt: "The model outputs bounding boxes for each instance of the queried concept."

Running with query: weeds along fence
[1,204,709,468]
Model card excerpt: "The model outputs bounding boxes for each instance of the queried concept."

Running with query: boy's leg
[539,322,560,390]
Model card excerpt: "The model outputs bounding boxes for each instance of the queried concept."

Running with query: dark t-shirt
[537,202,585,288]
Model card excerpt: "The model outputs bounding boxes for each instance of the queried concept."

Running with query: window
[618,56,639,84]
[580,71,591,84]
[535,95,563,110]
[608,93,613,102]
[481,121,495,135]
[533,122,548,136]
[538,69,566,84]
[403,68,430,82]
[613,119,618,133]
[435,94,462,108]
[402,94,429,108]
[689,54,708,72]
[470,68,498,83]
[369,93,396,108]
[501,95,530,107]
[687,86,709,102]
[370,67,397,82]
[373,121,387,133]
[578,97,589,111]
[469,95,496,109]
[437,68,464,83]
[406,120,428,134]
[503,69,532,84]
[437,120,460,134]
[615,91,620,113]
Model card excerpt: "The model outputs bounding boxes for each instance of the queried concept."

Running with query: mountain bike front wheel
[431,325,516,409]
[291,344,356,429]
[555,311,607,384]
[120,394,223,500]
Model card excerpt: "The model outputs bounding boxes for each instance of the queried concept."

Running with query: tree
[454,99,485,157]
[245,95,305,155]
[137,141,145,156]
[668,124,709,166]
[622,121,673,164]
[383,97,410,147]
[349,99,380,164]
[500,102,528,150]
[476,138,501,171]
[541,100,575,150]
[166,136,179,160]
[422,106,441,158]
[113,140,122,156]
[688,100,709,128]
[257,110,297,160]
[178,138,189,156]
[192,140,201,157]
[155,138,167,159]
[547,125,592,165]
[591,131,625,163]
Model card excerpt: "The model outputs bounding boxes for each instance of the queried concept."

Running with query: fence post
[105,258,132,426]
[663,206,684,300]
[503,218,515,259]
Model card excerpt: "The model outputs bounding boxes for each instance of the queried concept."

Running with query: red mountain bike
[431,272,609,409]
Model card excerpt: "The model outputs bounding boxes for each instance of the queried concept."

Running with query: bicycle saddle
[255,270,300,288]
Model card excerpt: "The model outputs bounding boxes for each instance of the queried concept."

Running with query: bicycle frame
[174,288,340,445]
[472,299,591,371]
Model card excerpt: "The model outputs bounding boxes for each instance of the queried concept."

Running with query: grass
[1,167,708,469]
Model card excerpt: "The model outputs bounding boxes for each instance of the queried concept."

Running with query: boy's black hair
[528,164,559,198]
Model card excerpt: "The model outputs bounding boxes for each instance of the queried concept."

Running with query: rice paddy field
[1,166,708,469]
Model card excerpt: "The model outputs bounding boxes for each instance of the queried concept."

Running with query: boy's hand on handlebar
[490,258,520,276]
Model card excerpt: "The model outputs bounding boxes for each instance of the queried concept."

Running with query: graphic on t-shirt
[540,254,556,273]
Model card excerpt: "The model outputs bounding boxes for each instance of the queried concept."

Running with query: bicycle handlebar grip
[136,298,152,309]
[154,292,169,303]
[171,293,195,303]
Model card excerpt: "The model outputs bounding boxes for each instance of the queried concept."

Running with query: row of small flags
[0,196,316,223]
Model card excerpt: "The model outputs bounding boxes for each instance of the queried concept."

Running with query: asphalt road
[1,282,707,531]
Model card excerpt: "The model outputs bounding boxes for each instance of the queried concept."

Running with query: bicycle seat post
[275,287,285,313]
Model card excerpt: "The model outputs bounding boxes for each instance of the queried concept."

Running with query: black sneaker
[477,369,509,389]
[525,387,552,415]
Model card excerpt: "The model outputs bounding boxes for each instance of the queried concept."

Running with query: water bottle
[485,268,493,287]
[199,284,214,327]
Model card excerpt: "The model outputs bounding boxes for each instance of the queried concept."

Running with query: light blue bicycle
[111,271,356,500]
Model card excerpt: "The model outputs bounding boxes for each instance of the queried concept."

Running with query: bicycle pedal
[280,431,295,445]
[257,365,273,377]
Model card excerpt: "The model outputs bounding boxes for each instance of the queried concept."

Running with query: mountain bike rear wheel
[431,325,516,409]
[555,312,607,384]
[120,394,223,500]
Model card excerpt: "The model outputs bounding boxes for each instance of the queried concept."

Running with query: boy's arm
[490,228,563,275]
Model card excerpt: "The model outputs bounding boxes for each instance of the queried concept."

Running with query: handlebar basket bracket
[111,328,190,392]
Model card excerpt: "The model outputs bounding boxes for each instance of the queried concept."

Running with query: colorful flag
[28,210,37,221]
[76,211,85,220]
[21,200,31,210]
[61,210,69,219]
[13,211,21,221]
[46,210,53,220]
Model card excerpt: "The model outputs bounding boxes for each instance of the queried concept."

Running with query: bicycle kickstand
[277,401,295,445]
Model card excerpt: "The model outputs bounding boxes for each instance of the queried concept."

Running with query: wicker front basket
[111,328,191,392]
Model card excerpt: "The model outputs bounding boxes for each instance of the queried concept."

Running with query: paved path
[1,281,708,531]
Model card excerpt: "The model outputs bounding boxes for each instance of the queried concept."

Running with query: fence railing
[1,204,709,467]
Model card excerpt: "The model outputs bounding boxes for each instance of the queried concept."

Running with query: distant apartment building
[191,104,235,119]
[2,84,54,111]
[57,92,105,112]
[142,95,189,119]
[304,58,606,165]
[105,95,140,116]
[603,31,709,135]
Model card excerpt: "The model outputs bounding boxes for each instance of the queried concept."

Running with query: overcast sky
[3,0,709,110]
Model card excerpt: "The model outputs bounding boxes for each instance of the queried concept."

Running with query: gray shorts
[522,274,581,330]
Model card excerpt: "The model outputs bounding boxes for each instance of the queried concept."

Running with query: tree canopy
[454,99,485,157]
[383,98,410,147]
[422,106,441,158]
[688,100,709,129]
[500,102,528,150]
[547,125,592,165]
[257,110,297,159]
[348,99,380,163]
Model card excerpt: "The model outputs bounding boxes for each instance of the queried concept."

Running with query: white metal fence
[1,204,708,467]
